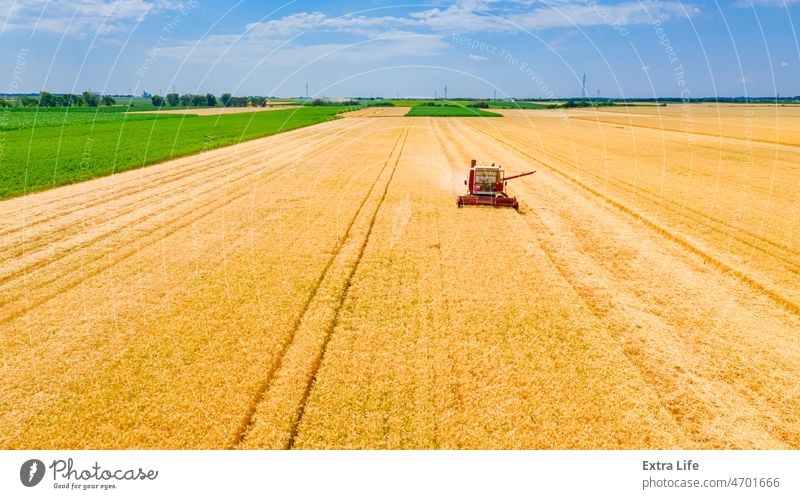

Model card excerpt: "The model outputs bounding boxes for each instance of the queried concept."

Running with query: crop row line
[286,125,411,449]
[570,115,800,150]
[0,117,346,240]
[464,121,800,317]
[0,120,369,325]
[0,120,367,291]
[232,124,411,448]
[0,119,351,245]
[493,126,800,269]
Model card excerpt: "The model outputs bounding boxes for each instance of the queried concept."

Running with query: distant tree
[205,93,217,107]
[221,93,232,107]
[179,94,192,106]
[468,101,489,109]
[166,93,180,106]
[151,95,165,107]
[68,94,83,107]
[82,91,100,107]
[101,95,116,106]
[38,92,58,107]
[190,94,205,106]
[250,96,267,107]
[20,96,39,107]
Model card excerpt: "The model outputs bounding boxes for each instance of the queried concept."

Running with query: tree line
[150,93,273,108]
[0,91,116,108]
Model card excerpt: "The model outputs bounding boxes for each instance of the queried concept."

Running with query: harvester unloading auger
[456,159,536,210]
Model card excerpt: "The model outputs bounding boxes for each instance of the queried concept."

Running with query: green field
[0,106,345,199]
[405,105,502,117]
[485,101,557,109]
[363,99,556,109]
[0,107,184,131]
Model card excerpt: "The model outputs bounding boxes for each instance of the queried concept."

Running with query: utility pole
[305,82,309,99]
[493,89,497,101]
[581,73,587,99]
[434,90,437,100]
[444,84,448,101]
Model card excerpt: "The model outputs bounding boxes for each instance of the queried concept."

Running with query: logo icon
[20,459,45,487]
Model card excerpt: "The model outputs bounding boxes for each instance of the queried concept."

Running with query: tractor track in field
[286,125,410,449]
[0,120,387,448]
[558,114,797,205]
[0,118,351,240]
[0,120,365,274]
[0,123,365,291]
[0,120,330,228]
[233,124,411,449]
[493,119,800,258]
[0,120,371,324]
[462,121,800,317]
[489,127,800,271]
[4,111,800,449]
[440,118,692,442]
[447,119,798,448]
[0,119,352,253]
[569,115,800,150]
[428,120,461,448]
[0,122,360,316]
[506,124,800,284]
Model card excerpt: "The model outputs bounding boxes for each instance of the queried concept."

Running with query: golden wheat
[1,106,798,449]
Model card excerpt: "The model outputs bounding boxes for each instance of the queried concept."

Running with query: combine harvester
[456,159,535,210]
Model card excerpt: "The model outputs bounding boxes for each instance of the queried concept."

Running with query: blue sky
[0,0,798,98]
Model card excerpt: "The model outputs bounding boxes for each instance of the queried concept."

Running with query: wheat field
[1,105,798,449]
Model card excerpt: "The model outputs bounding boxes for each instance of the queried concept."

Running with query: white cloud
[3,0,194,36]
[230,1,695,41]
[405,1,695,33]
[468,54,490,61]
[160,32,449,67]
[155,1,697,68]
[781,61,790,67]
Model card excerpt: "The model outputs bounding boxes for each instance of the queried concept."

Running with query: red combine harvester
[456,159,535,210]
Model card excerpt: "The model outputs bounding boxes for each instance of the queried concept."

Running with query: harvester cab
[456,159,535,210]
